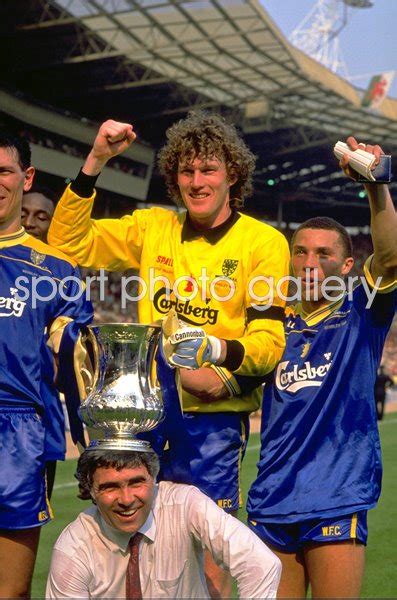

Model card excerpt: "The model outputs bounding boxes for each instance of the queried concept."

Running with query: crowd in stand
[18,126,148,178]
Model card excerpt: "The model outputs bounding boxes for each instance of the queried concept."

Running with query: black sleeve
[70,169,100,198]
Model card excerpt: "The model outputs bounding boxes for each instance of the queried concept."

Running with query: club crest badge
[222,259,238,277]
[30,249,46,266]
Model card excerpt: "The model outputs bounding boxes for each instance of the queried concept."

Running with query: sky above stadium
[262,0,397,99]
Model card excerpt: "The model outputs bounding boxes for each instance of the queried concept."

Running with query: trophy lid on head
[86,436,155,453]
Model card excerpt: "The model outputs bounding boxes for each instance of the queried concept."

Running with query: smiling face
[291,228,354,310]
[0,146,34,235]
[177,156,236,229]
[21,192,54,242]
[91,465,155,534]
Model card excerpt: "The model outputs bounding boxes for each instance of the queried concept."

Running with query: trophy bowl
[80,323,164,452]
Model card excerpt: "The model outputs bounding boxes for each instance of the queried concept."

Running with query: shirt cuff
[210,365,241,396]
[364,255,397,293]
[71,169,100,198]
[222,340,245,371]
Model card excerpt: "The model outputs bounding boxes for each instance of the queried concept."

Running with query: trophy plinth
[80,323,164,452]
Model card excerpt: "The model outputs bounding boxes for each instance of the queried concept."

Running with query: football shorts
[0,407,52,529]
[248,511,368,552]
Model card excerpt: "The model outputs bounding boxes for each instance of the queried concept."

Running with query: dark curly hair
[158,111,256,208]
[75,449,160,500]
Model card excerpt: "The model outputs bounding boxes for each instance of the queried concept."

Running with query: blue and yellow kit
[247,264,397,524]
[0,229,92,528]
[48,183,290,414]
[48,180,289,510]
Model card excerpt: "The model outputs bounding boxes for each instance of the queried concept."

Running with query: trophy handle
[138,327,162,402]
[78,326,101,400]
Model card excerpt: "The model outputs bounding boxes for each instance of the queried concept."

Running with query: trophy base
[86,437,154,453]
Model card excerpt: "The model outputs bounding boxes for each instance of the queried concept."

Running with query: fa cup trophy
[79,323,164,452]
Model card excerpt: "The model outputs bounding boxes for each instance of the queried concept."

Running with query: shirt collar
[294,295,347,326]
[0,227,29,248]
[96,485,158,553]
[181,210,240,244]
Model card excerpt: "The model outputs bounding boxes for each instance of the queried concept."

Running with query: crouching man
[46,449,281,598]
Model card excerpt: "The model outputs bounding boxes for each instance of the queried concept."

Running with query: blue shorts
[0,407,52,529]
[248,511,368,552]
[161,412,249,512]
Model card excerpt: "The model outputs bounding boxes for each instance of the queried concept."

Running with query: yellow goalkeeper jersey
[48,185,290,413]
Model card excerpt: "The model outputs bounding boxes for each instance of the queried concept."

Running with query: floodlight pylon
[290,0,373,76]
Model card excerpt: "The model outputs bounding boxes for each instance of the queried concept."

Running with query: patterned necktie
[126,532,143,599]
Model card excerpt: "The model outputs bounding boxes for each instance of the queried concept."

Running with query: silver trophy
[79,323,164,452]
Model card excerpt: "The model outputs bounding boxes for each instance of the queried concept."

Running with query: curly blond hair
[158,111,256,208]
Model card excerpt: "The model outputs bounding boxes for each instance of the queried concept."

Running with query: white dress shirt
[46,481,280,598]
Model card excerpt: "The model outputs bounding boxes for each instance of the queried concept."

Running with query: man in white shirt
[46,449,281,598]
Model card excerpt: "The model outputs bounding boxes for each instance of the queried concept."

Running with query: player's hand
[340,136,383,181]
[83,120,136,175]
[166,327,222,369]
[93,120,136,160]
[162,311,222,369]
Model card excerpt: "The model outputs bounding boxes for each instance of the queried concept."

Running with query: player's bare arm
[340,136,397,285]
[82,120,136,176]
[180,368,230,403]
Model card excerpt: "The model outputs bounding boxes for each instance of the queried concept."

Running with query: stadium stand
[0,0,394,376]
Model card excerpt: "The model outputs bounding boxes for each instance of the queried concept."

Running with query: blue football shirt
[0,230,93,424]
[248,275,396,523]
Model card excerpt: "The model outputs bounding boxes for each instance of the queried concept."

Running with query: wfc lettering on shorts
[275,357,332,393]
[153,287,219,326]
[217,499,233,509]
[322,525,342,536]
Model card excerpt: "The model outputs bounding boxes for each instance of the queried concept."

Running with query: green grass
[32,415,397,598]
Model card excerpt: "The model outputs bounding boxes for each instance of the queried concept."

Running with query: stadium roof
[1,0,396,225]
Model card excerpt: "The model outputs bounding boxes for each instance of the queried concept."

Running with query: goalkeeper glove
[162,312,222,370]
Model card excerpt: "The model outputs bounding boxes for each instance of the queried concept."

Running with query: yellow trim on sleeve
[364,255,397,293]
[73,328,97,401]
[48,316,74,354]
[210,365,241,397]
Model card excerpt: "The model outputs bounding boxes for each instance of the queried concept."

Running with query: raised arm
[47,120,146,270]
[341,137,397,286]
[82,120,136,175]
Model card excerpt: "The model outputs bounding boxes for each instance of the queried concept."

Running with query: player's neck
[0,217,22,237]
[189,205,232,230]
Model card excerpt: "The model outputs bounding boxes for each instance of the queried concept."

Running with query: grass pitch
[32,415,397,598]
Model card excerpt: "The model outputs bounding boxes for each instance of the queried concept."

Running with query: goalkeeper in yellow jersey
[48,112,289,597]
